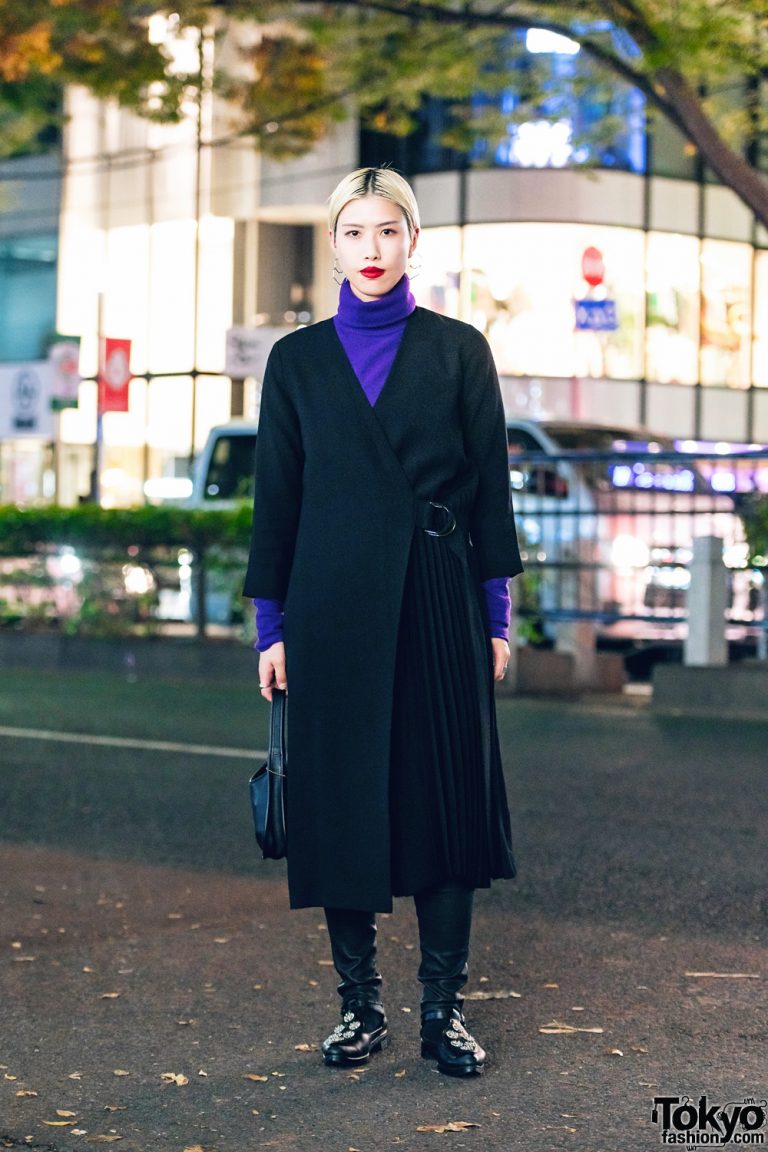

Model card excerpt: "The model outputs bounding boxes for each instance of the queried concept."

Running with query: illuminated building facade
[0,24,767,505]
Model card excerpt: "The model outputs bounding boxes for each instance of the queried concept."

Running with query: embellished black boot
[415,882,485,1076]
[322,998,389,1067]
[420,1005,485,1076]
[322,907,388,1067]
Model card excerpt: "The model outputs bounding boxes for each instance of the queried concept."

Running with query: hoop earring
[332,260,346,286]
[407,254,423,280]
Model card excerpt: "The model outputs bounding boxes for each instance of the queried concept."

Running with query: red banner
[98,337,132,413]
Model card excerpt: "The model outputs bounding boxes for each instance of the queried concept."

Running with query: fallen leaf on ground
[13,956,36,962]
[68,1072,82,1080]
[607,1048,624,1057]
[684,971,761,979]
[198,1069,208,1077]
[294,1044,317,1052]
[465,989,521,1001]
[3,1074,17,1081]
[56,1110,77,1118]
[16,1090,38,1098]
[43,1120,75,1127]
[176,1019,196,1026]
[539,1020,605,1035]
[182,1146,206,1151]
[542,982,559,989]
[100,992,121,1000]
[213,937,229,944]
[416,1121,481,1133]
[244,1074,269,1082]
[160,1073,189,1086]
[112,1070,130,1077]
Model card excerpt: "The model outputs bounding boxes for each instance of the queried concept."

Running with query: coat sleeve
[459,328,524,582]
[242,341,304,600]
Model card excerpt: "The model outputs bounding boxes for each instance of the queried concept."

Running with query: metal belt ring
[424,501,457,537]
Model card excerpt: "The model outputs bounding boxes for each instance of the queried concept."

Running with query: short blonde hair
[328,167,420,239]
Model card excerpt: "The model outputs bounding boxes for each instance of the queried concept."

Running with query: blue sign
[574,299,618,331]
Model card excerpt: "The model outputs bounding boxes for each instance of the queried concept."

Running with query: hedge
[0,503,253,555]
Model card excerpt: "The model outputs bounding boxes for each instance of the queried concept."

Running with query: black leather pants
[324,906,383,1009]
[324,882,474,1012]
[414,882,474,1011]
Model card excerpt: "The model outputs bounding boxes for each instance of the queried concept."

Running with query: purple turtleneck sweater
[254,275,511,651]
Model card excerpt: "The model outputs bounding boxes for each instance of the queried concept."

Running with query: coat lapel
[320,316,418,500]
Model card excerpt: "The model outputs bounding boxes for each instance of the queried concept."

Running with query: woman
[243,167,523,1077]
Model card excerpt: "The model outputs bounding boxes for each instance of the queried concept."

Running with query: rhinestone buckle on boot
[325,1010,361,1045]
[445,1021,478,1053]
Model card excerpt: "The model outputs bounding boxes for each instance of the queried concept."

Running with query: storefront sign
[225,326,291,380]
[574,299,619,331]
[98,337,132,413]
[0,362,55,439]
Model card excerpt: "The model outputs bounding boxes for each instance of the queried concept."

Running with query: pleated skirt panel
[389,529,516,897]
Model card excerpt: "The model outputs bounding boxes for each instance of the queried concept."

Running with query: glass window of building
[361,25,646,176]
[754,251,768,388]
[700,239,752,388]
[0,234,58,361]
[645,232,700,385]
[470,27,646,174]
[412,228,462,317]
[463,222,644,380]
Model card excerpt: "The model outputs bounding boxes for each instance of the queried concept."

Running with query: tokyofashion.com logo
[652,1096,767,1145]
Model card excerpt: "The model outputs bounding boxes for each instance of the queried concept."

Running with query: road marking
[0,725,265,760]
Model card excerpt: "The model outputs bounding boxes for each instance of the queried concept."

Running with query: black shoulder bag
[249,688,287,859]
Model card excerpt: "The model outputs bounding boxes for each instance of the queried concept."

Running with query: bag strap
[268,688,287,777]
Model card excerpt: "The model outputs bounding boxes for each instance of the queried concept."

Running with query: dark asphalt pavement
[0,668,766,1152]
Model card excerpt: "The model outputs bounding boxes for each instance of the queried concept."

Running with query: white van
[180,417,756,636]
[187,420,259,508]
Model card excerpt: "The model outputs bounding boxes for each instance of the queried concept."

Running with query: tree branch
[302,0,695,137]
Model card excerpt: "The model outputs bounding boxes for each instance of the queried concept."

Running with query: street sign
[581,246,605,287]
[574,299,619,331]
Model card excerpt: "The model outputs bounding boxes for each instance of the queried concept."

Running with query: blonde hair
[328,167,420,239]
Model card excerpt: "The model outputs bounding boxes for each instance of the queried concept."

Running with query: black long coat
[243,307,523,911]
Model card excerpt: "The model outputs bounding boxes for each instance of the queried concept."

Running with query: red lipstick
[360,267,385,279]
